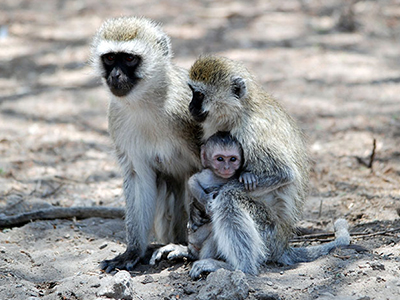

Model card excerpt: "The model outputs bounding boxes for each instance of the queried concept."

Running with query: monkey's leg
[101,160,157,273]
[191,190,266,277]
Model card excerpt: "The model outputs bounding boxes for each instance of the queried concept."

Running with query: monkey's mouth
[189,105,208,122]
[189,99,208,122]
[107,80,138,97]
[218,171,236,178]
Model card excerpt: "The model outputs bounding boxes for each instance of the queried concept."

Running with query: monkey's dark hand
[149,244,190,265]
[100,249,141,273]
[189,258,232,279]
[239,172,258,191]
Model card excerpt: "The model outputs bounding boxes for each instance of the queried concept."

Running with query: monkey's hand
[239,172,258,191]
[150,244,191,265]
[100,248,141,273]
[189,258,233,279]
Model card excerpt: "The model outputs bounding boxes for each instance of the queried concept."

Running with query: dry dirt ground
[1,1,400,299]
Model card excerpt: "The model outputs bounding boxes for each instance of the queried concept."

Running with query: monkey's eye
[103,54,116,65]
[193,91,204,101]
[230,157,237,162]
[106,54,115,61]
[217,157,224,162]
[124,55,138,64]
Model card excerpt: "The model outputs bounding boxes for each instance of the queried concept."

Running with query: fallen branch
[291,226,400,243]
[351,227,400,239]
[0,207,125,228]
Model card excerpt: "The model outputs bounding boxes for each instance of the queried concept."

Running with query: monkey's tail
[278,218,350,265]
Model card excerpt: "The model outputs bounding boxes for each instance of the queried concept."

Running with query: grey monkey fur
[152,55,351,278]
[91,16,202,272]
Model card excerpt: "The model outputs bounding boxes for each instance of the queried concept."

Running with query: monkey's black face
[189,85,208,122]
[101,52,141,97]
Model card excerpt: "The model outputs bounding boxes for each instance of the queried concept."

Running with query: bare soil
[0,1,399,299]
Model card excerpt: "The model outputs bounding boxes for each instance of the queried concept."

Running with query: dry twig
[292,226,400,243]
[355,138,377,170]
[0,207,125,228]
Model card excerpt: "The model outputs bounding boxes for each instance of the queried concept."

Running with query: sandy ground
[0,0,399,299]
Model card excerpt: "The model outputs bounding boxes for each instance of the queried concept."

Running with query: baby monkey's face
[209,147,242,179]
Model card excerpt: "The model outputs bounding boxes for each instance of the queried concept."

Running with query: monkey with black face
[90,16,202,273]
[186,55,350,278]
[150,131,258,263]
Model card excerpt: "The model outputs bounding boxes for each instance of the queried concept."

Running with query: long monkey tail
[278,219,350,265]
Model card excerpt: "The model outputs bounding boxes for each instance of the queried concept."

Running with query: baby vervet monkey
[190,131,258,210]
[187,131,257,256]
[150,131,257,262]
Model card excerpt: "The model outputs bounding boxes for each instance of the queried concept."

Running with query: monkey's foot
[100,249,140,273]
[189,258,231,279]
[150,243,190,265]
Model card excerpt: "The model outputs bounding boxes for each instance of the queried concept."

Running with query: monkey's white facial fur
[91,16,172,100]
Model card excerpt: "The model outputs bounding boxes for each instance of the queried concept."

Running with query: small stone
[97,270,135,300]
[370,262,385,271]
[183,286,196,295]
[197,269,249,300]
[141,275,154,284]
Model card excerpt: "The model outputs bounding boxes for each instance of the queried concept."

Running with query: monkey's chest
[125,129,194,177]
[152,144,193,177]
[112,107,199,177]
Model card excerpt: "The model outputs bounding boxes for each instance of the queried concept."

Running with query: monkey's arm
[188,171,215,206]
[237,150,294,196]
[249,166,294,197]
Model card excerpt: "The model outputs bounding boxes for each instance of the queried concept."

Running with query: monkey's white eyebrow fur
[95,39,149,57]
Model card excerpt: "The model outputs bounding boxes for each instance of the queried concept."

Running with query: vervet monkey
[186,55,350,277]
[90,16,202,272]
[191,131,258,211]
[151,131,258,263]
[188,131,257,256]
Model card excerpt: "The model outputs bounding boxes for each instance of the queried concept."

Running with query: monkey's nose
[110,68,121,80]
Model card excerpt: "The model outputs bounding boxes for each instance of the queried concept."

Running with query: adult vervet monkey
[90,16,201,273]
[187,55,350,277]
[152,55,350,278]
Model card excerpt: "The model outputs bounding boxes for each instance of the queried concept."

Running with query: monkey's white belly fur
[111,99,196,179]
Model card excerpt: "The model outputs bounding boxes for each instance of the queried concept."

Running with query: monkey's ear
[231,76,247,99]
[200,145,207,167]
[156,35,171,57]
